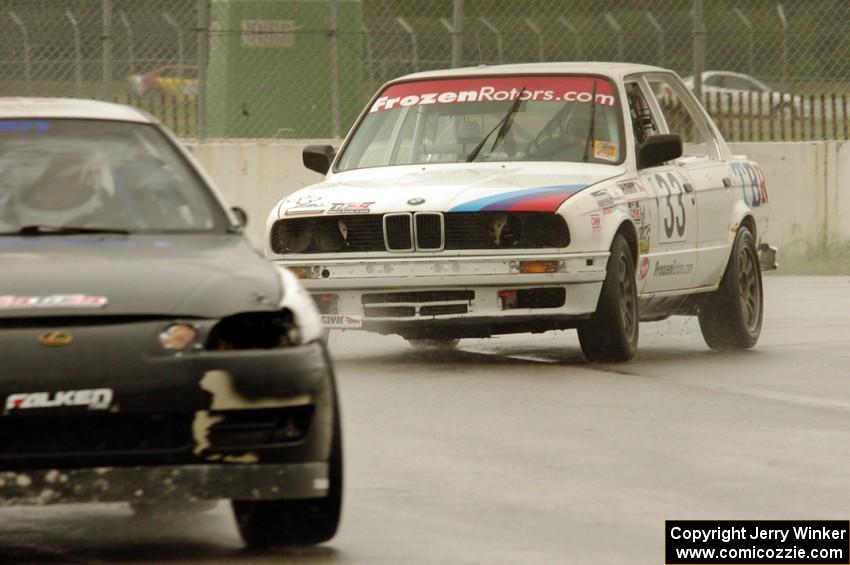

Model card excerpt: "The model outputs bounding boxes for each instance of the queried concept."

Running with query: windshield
[337,75,624,172]
[0,119,226,234]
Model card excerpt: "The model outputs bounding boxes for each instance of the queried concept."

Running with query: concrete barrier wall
[191,140,849,256]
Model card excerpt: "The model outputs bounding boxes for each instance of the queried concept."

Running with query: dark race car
[0,98,342,548]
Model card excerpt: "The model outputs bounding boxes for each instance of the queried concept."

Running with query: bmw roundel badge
[407,197,425,206]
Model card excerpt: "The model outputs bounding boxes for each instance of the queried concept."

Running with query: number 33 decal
[655,173,686,241]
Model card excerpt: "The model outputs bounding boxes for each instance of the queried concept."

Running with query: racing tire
[577,234,639,363]
[698,226,763,350]
[405,338,460,349]
[232,392,343,548]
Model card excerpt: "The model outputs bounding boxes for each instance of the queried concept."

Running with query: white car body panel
[265,63,772,337]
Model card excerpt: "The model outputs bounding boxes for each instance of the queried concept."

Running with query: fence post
[65,9,83,97]
[451,0,463,67]
[558,17,580,61]
[524,18,544,62]
[478,17,502,64]
[645,11,665,67]
[329,0,340,139]
[118,10,134,77]
[396,18,418,72]
[777,4,788,91]
[10,11,31,95]
[197,0,209,141]
[733,8,753,76]
[692,0,705,101]
[102,0,113,100]
[603,12,623,62]
[162,13,184,81]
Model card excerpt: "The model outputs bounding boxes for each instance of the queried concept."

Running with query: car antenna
[582,81,599,163]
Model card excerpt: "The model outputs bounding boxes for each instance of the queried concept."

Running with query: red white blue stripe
[449,184,587,213]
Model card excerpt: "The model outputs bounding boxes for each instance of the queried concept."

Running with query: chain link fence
[2,0,850,140]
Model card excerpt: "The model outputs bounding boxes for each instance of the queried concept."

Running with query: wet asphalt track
[1,276,848,564]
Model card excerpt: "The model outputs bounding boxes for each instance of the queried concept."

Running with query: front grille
[362,290,475,304]
[384,214,413,251]
[445,212,570,249]
[420,304,468,316]
[364,305,416,318]
[415,213,444,249]
[0,413,192,456]
[362,290,474,319]
[270,211,568,254]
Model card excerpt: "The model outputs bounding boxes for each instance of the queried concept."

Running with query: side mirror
[231,206,248,229]
[637,134,683,169]
[303,145,336,175]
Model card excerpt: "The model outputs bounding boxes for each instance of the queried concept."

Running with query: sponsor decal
[450,184,587,213]
[603,206,615,215]
[326,201,375,215]
[590,188,615,208]
[370,76,616,113]
[590,213,602,235]
[637,203,652,253]
[593,140,619,162]
[628,201,642,223]
[321,314,362,329]
[285,194,326,216]
[639,225,651,254]
[730,161,769,208]
[0,120,50,133]
[5,388,113,411]
[618,180,648,196]
[0,294,107,309]
[37,331,73,348]
[638,256,650,280]
[653,260,694,277]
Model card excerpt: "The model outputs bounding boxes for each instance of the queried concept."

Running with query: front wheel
[577,234,639,362]
[232,394,343,547]
[698,226,763,350]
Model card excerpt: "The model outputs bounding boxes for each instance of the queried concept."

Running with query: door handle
[683,182,694,193]
[722,177,732,188]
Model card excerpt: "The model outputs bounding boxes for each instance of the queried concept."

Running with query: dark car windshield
[336,75,623,172]
[0,119,226,234]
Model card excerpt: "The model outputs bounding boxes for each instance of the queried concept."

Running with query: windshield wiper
[0,225,132,236]
[465,87,527,163]
[582,81,599,163]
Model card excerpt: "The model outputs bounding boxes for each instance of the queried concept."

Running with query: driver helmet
[15,149,113,227]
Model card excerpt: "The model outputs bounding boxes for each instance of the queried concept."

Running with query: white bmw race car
[266,63,775,362]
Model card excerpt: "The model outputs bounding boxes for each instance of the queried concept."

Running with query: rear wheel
[577,234,639,362]
[232,395,342,547]
[698,226,763,350]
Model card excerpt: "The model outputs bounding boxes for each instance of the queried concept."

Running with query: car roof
[393,62,672,83]
[0,97,153,124]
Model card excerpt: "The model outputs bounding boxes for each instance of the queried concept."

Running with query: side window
[646,75,719,160]
[625,82,658,146]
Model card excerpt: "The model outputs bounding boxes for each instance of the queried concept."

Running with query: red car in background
[127,65,198,98]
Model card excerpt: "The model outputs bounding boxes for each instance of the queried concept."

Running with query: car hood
[275,162,626,217]
[0,234,282,319]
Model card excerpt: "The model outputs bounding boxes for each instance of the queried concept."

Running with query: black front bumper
[0,462,328,507]
[0,323,338,504]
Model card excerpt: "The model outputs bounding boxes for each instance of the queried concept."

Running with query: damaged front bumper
[0,462,328,506]
[0,330,338,505]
